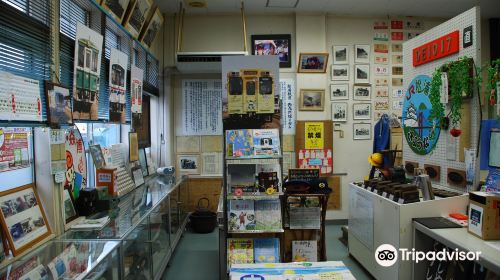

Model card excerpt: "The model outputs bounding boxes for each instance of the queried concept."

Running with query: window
[59,0,88,40]
[2,0,50,26]
[105,28,120,59]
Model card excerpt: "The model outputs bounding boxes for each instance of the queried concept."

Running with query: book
[255,200,282,231]
[254,238,280,263]
[253,129,280,157]
[226,129,253,158]
[292,240,318,262]
[227,238,254,265]
[229,200,256,231]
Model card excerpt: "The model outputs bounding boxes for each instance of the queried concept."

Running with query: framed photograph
[331,103,348,122]
[251,34,292,68]
[89,145,105,169]
[63,189,78,224]
[332,45,349,64]
[353,103,372,120]
[331,65,349,81]
[353,85,372,101]
[355,64,370,84]
[0,184,51,256]
[298,53,329,73]
[354,44,370,63]
[353,123,372,140]
[123,0,154,39]
[177,154,200,175]
[330,84,349,100]
[138,148,149,177]
[45,82,72,127]
[101,0,131,23]
[140,8,163,50]
[299,89,325,111]
[129,132,139,162]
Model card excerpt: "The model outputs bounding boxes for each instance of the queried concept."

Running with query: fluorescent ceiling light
[266,0,299,8]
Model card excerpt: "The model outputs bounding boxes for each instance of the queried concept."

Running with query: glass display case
[60,175,189,280]
[0,240,120,280]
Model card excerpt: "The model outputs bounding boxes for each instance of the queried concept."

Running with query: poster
[304,122,324,149]
[0,128,30,173]
[280,79,295,135]
[402,75,441,155]
[65,127,87,198]
[0,71,42,122]
[131,65,143,114]
[109,48,129,123]
[72,23,103,121]
[46,83,72,126]
[298,149,333,175]
[182,79,223,135]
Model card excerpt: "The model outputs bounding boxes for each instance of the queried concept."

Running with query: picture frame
[140,8,163,50]
[354,44,371,63]
[129,132,139,162]
[177,154,200,175]
[331,65,349,81]
[45,82,72,128]
[251,34,292,68]
[298,53,329,73]
[0,184,51,256]
[331,102,348,122]
[353,103,372,120]
[353,85,372,101]
[89,144,105,169]
[122,0,154,39]
[63,189,78,224]
[353,123,372,140]
[330,84,349,100]
[354,64,370,84]
[100,0,131,23]
[299,89,325,111]
[138,148,149,177]
[332,45,349,64]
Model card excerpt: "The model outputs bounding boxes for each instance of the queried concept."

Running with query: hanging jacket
[373,114,391,167]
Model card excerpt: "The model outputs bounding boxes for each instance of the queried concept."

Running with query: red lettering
[412,31,459,67]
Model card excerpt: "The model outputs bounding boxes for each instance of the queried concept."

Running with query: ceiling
[157,0,500,19]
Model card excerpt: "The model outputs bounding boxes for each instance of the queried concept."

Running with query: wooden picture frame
[122,0,154,39]
[251,34,292,68]
[44,82,73,128]
[0,184,51,256]
[63,189,78,224]
[299,89,325,111]
[89,144,105,169]
[177,154,201,175]
[101,0,131,23]
[298,53,329,73]
[129,132,139,162]
[139,8,163,50]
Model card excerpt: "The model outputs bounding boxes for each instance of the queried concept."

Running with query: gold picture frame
[297,53,329,73]
[299,89,325,111]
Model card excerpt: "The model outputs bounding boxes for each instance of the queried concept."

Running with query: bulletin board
[402,7,481,190]
[295,121,334,176]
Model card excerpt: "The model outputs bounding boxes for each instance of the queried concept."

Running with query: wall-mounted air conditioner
[175,51,248,73]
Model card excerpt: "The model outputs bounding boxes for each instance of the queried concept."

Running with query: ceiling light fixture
[266,0,299,8]
[184,0,207,8]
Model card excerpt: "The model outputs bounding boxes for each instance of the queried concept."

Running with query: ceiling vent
[175,51,248,73]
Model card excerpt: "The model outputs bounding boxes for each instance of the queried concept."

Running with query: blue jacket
[373,114,391,167]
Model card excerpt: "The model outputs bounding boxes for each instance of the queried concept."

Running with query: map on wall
[402,75,440,155]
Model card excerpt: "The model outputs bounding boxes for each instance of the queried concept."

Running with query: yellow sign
[305,122,324,149]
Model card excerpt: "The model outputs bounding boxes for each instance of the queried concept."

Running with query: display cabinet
[0,240,121,280]
[60,175,189,280]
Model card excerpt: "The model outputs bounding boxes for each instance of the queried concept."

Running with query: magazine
[292,240,318,262]
[254,238,280,263]
[255,200,282,231]
[228,238,254,265]
[229,200,255,231]
[253,129,280,157]
[226,129,253,158]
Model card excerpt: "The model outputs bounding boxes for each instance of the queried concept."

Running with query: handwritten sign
[412,31,460,67]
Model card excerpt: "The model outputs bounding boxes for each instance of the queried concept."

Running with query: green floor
[163,224,373,279]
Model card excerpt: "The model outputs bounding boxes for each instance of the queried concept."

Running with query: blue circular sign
[402,75,441,155]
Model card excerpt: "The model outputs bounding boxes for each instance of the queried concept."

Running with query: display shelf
[228,229,284,234]
[227,193,282,200]
[0,240,121,280]
[0,233,56,270]
[226,157,281,164]
[413,221,500,277]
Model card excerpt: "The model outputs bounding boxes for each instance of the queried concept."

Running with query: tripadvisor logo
[374,244,481,267]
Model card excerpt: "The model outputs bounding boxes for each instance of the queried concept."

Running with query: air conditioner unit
[175,51,248,73]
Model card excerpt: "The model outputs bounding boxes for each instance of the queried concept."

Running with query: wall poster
[109,48,129,123]
[131,65,143,114]
[181,79,223,135]
[298,149,332,175]
[73,23,103,121]
[280,79,295,135]
[0,71,42,122]
[0,128,30,173]
[402,75,440,155]
[65,127,87,199]
[304,122,324,149]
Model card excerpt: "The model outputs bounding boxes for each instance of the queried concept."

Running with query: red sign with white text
[412,30,460,67]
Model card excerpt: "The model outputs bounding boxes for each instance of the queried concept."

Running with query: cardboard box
[468,192,500,240]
